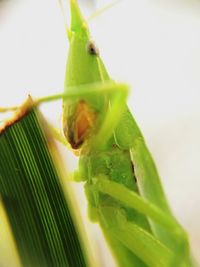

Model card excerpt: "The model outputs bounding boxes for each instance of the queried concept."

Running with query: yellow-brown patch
[75,100,96,143]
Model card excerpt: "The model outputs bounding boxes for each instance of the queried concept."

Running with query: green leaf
[0,105,91,267]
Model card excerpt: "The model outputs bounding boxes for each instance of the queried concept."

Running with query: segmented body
[62,9,151,265]
[62,2,192,267]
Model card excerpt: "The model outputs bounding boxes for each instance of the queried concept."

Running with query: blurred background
[0,0,200,266]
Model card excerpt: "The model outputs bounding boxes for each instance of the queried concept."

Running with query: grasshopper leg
[87,199,173,267]
[85,180,172,267]
[93,177,191,267]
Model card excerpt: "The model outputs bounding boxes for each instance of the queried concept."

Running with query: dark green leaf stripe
[0,109,89,267]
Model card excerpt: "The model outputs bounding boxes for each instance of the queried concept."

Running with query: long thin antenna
[87,0,122,21]
[57,0,69,34]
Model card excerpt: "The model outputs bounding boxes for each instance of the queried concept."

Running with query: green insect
[58,1,194,266]
[0,0,195,266]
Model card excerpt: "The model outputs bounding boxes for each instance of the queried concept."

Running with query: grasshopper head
[63,0,107,150]
[66,0,101,85]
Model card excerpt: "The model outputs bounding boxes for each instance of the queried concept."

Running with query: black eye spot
[87,41,99,56]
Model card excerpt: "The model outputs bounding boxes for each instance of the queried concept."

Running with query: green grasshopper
[58,1,194,266]
[0,0,195,266]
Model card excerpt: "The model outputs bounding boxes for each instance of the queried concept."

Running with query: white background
[0,0,200,266]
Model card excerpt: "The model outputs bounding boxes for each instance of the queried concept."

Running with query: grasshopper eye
[87,41,99,56]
